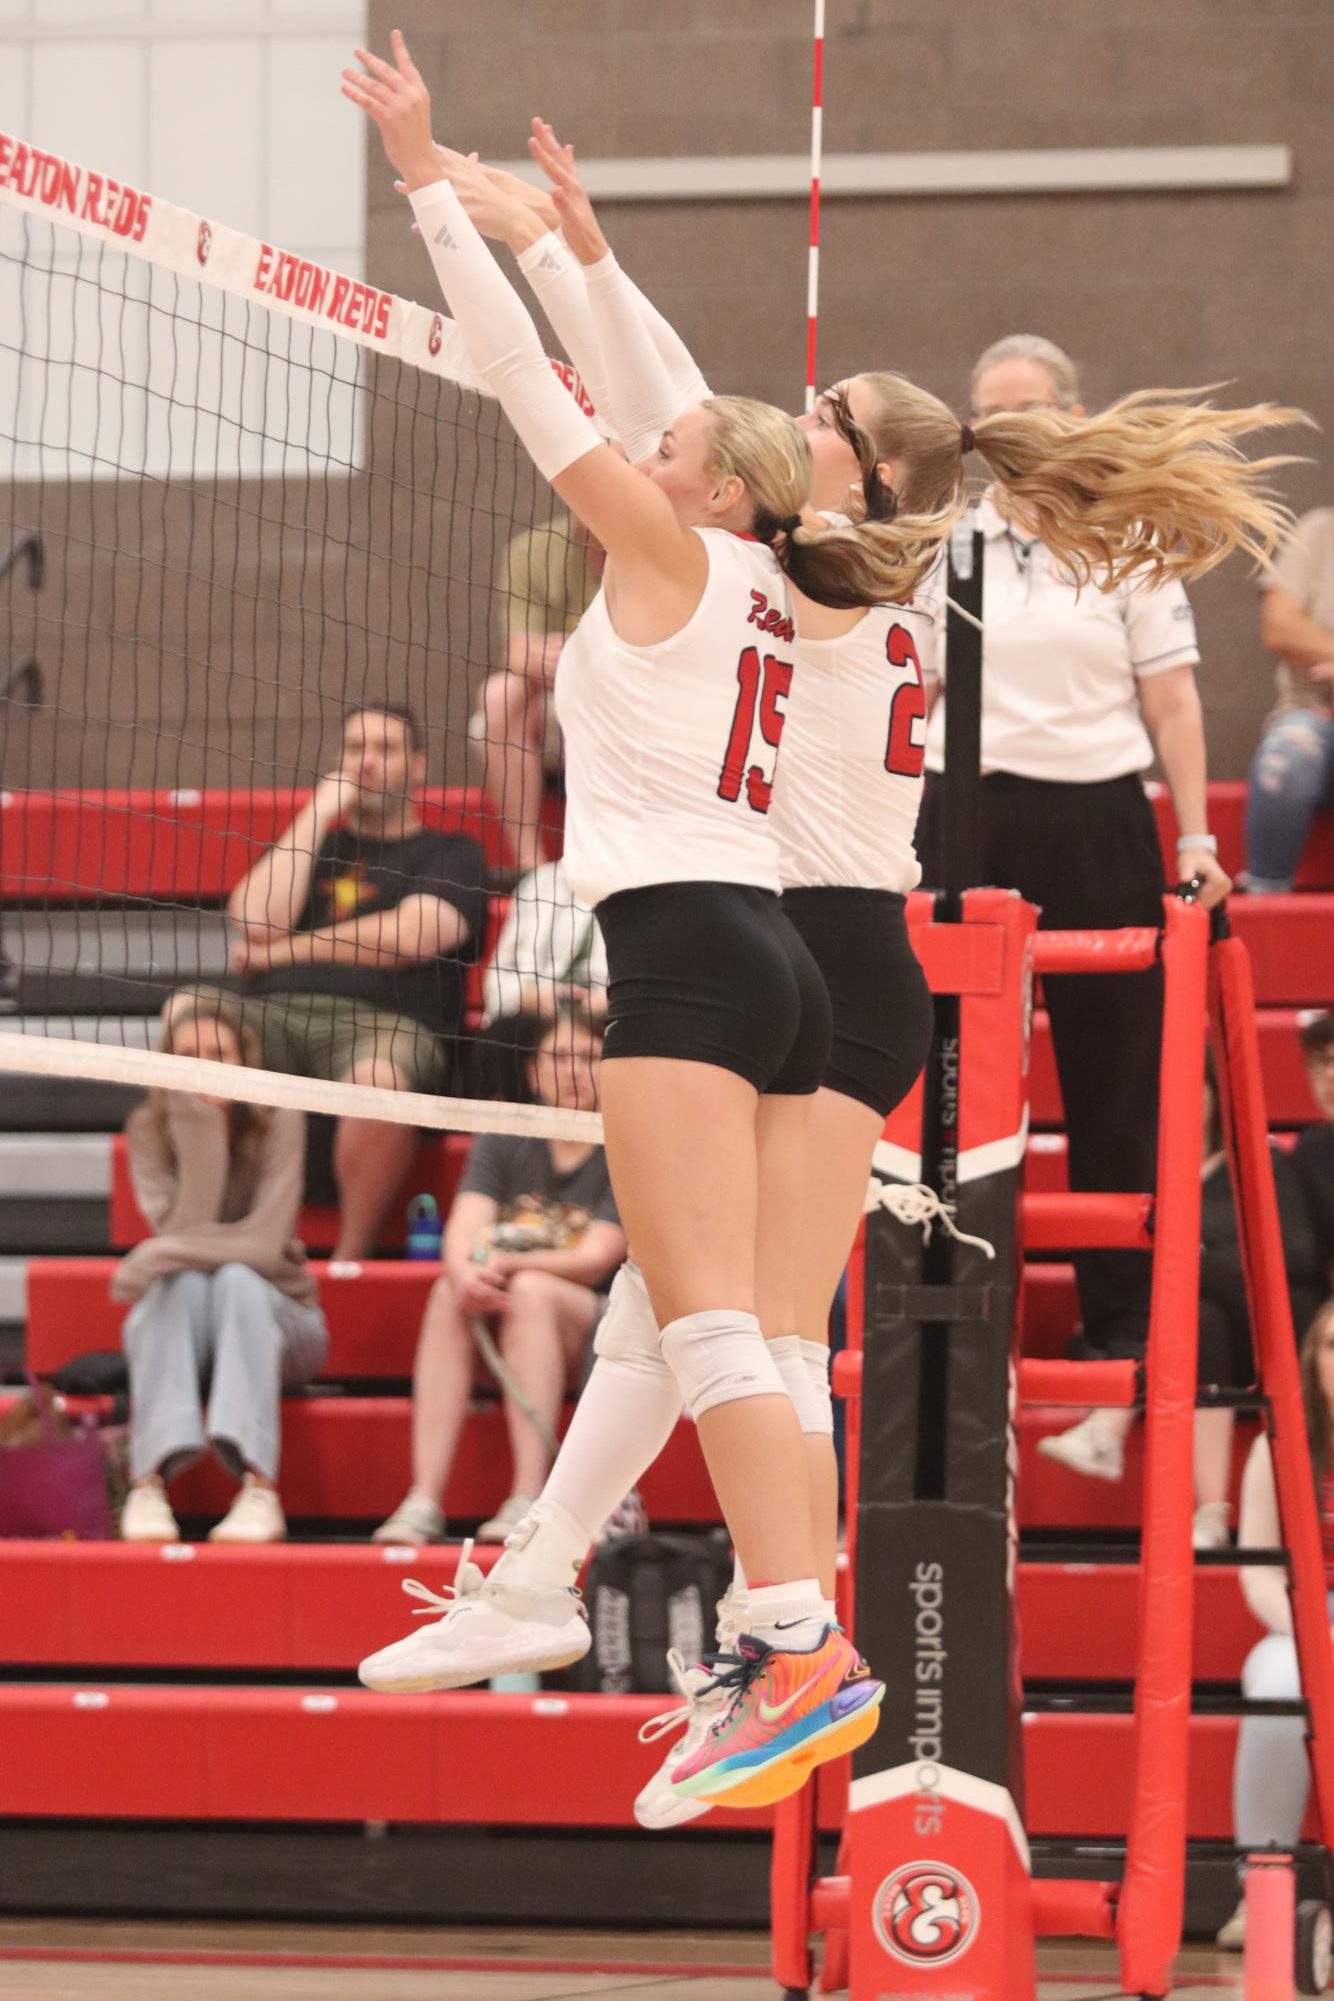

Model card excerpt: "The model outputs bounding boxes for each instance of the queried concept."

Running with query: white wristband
[1176,834,1218,853]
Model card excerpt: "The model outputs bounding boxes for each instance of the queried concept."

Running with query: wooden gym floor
[0,1920,1253,1997]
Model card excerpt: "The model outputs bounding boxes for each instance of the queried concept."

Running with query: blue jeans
[123,1264,327,1483]
[1245,707,1334,891]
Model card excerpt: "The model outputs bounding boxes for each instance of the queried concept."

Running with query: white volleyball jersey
[771,583,940,893]
[555,528,797,907]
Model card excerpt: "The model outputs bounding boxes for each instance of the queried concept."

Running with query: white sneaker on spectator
[358,1539,589,1693]
[1216,1897,1246,1949]
[209,1475,286,1544]
[476,1492,536,1543]
[120,1476,179,1543]
[1036,1410,1126,1482]
[1192,1501,1231,1550]
[373,1492,445,1546]
[633,1587,744,1831]
[598,1487,648,1543]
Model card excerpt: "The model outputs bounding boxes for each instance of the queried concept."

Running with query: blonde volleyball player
[340,31,967,1806]
[428,129,1300,1822]
[346,35,1297,1811]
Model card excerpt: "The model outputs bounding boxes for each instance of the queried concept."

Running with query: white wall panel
[148,37,264,233]
[0,47,31,132]
[8,7,369,482]
[265,37,363,253]
[31,40,147,185]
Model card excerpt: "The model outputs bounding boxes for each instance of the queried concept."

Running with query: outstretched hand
[527,119,610,267]
[482,162,560,236]
[340,28,440,191]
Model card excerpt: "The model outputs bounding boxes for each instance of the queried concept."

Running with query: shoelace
[636,1646,745,1746]
[864,1177,996,1259]
[400,1537,487,1618]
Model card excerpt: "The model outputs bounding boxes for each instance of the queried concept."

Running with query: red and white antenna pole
[804,0,825,413]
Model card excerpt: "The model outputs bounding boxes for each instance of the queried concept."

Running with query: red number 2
[884,623,927,779]
[719,645,793,814]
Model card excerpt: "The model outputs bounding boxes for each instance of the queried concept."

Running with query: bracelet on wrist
[1176,834,1218,854]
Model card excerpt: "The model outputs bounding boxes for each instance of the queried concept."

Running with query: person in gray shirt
[374,1005,626,1547]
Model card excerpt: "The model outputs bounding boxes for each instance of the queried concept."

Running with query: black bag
[563,1532,734,1695]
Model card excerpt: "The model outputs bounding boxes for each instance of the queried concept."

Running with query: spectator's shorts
[168,987,450,1093]
[593,882,832,1096]
[781,887,934,1118]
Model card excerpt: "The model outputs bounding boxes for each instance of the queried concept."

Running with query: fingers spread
[354,44,401,87]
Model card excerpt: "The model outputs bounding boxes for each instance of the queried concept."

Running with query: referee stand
[769,528,1334,1997]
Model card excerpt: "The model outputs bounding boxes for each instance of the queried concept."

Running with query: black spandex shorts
[780,886,933,1117]
[595,881,832,1095]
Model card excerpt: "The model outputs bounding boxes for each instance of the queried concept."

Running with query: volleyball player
[426,130,1303,1823]
[344,33,1298,1811]
[340,31,961,1806]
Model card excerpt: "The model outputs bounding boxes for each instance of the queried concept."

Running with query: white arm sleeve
[582,251,691,464]
[616,265,712,409]
[514,232,615,430]
[407,180,601,484]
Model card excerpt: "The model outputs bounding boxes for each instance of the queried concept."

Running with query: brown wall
[4,2,1328,793]
[369,0,1334,780]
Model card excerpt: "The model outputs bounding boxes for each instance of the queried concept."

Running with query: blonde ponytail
[700,392,961,609]
[970,388,1309,588]
[773,498,966,610]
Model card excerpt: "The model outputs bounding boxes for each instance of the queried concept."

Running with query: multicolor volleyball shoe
[668,1625,883,1808]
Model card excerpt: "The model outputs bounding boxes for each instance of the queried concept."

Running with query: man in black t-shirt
[170,704,486,1260]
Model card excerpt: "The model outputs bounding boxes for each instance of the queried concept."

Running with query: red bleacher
[5,779,1332,1862]
[0,786,514,901]
[0,1540,1264,1681]
[0,1677,1298,1839]
[1149,778,1334,890]
[3,779,1329,902]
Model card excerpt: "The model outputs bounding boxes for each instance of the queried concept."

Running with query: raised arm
[341,34,704,630]
[526,120,711,459]
[228,775,348,941]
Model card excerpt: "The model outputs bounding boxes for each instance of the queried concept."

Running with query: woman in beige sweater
[115,1011,327,1544]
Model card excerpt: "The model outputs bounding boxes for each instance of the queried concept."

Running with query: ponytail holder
[959,423,976,456]
[780,513,802,536]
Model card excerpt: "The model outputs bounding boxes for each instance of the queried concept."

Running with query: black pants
[917,770,1165,1357]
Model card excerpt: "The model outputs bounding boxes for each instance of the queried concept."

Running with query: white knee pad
[659,1310,786,1422]
[768,1334,835,1437]
[593,1260,670,1376]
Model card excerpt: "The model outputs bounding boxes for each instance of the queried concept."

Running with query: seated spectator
[1192,1059,1321,1547]
[116,1011,328,1545]
[1217,1298,1334,1951]
[1245,506,1334,893]
[1295,1012,1334,1290]
[169,704,487,1260]
[474,512,603,878]
[374,1005,625,1546]
[1042,1058,1321,1542]
[466,856,607,1102]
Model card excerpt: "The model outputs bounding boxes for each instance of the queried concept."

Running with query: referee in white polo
[917,335,1231,1485]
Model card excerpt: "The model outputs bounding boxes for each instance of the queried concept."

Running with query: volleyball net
[0,131,606,1141]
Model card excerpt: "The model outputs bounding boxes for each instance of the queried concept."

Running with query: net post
[1116,894,1208,1998]
[846,887,1036,1998]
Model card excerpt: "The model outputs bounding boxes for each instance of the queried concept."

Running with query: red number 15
[718,645,793,815]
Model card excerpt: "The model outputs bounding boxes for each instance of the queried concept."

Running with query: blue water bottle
[405,1194,443,1260]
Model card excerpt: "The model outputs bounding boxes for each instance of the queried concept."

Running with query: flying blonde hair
[846,371,1308,593]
